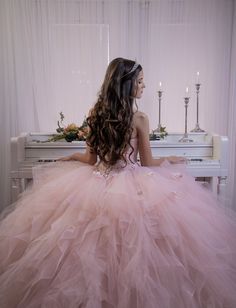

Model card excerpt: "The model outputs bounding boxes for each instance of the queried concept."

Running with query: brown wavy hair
[86,58,142,166]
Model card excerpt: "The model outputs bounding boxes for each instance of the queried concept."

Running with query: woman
[0,58,236,308]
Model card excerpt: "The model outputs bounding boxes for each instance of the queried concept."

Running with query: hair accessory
[121,61,140,79]
[105,119,119,122]
[129,61,139,74]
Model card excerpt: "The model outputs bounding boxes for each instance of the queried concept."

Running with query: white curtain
[227,0,236,210]
[0,0,235,211]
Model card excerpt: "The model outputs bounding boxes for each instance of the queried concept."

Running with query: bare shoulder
[133,111,149,125]
[133,110,148,119]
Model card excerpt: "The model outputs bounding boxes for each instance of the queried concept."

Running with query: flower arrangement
[149,126,168,140]
[48,112,89,142]
[48,112,167,143]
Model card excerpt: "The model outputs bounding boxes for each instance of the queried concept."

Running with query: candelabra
[153,90,163,133]
[179,97,193,143]
[191,83,205,132]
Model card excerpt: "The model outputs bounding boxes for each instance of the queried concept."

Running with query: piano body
[10,132,228,202]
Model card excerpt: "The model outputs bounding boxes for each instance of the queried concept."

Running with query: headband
[129,61,139,74]
[121,61,140,79]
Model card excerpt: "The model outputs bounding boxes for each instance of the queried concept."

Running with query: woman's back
[86,58,144,167]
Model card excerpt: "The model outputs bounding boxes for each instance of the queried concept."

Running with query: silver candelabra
[179,96,193,143]
[153,90,163,133]
[191,83,205,132]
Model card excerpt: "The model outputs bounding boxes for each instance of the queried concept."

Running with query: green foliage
[149,126,168,140]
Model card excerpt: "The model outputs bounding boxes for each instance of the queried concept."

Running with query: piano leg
[11,178,29,202]
[11,178,21,203]
[196,177,227,200]
[208,177,217,195]
[217,176,227,202]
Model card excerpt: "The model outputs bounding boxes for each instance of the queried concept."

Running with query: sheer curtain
[0,0,235,211]
[227,0,236,210]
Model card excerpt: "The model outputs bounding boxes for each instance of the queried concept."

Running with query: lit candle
[196,71,200,84]
[159,81,162,91]
[185,87,189,95]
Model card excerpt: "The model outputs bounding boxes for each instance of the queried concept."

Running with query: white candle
[159,81,162,91]
[185,87,189,95]
[196,71,200,83]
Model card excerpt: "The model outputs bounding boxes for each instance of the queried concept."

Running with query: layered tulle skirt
[0,161,236,308]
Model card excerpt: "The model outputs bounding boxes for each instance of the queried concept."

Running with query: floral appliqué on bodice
[93,137,140,179]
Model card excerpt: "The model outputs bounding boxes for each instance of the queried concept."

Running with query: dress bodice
[94,137,139,177]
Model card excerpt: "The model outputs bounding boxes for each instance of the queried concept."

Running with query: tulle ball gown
[0,138,236,308]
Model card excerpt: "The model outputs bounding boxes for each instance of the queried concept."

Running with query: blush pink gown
[0,138,236,308]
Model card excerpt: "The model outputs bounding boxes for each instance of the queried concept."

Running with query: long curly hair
[86,58,142,166]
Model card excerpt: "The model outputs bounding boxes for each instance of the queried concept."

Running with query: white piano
[10,132,228,202]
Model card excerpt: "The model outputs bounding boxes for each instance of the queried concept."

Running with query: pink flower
[77,130,85,138]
